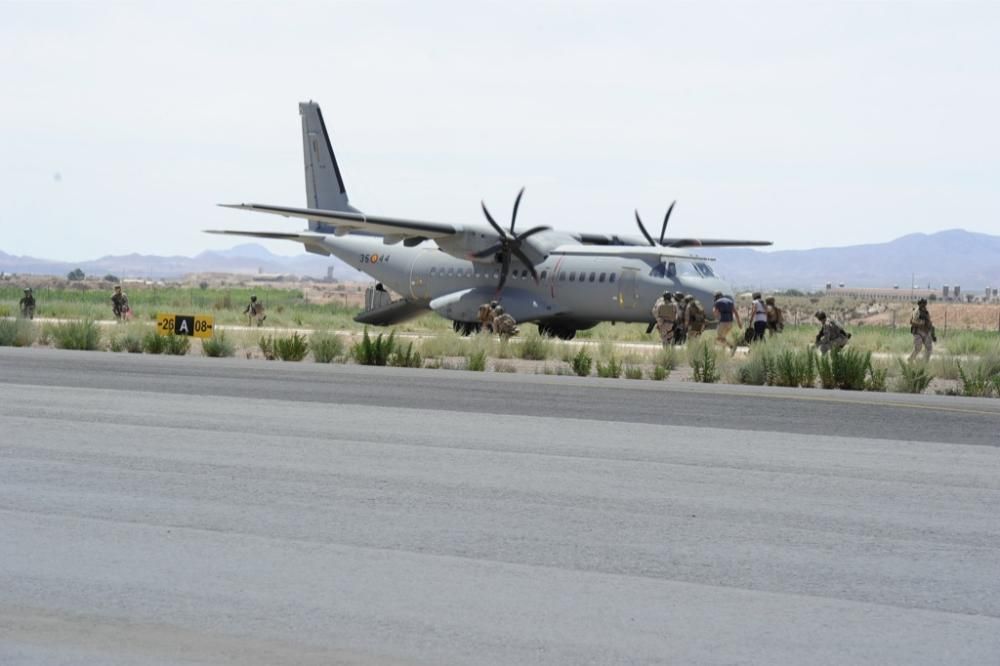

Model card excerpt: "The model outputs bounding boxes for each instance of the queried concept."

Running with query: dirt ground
[855,303,1000,331]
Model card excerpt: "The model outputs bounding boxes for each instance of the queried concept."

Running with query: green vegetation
[624,365,643,379]
[571,348,593,377]
[142,332,190,355]
[816,348,879,391]
[516,331,551,361]
[389,341,423,368]
[202,332,236,358]
[50,320,102,350]
[0,319,37,347]
[650,365,669,381]
[596,356,623,378]
[273,332,309,361]
[352,328,396,366]
[688,338,721,383]
[957,357,1000,398]
[465,349,487,371]
[107,324,145,353]
[311,332,345,363]
[894,360,934,394]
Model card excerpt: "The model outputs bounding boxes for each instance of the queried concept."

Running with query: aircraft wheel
[556,329,577,341]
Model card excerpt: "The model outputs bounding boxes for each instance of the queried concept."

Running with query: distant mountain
[709,229,1000,291]
[2,230,997,291]
[0,244,369,282]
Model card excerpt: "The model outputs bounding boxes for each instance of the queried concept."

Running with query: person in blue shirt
[713,292,742,349]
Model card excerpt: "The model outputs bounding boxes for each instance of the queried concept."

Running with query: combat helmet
[917,298,927,306]
[684,294,695,302]
[494,305,504,315]
[674,291,685,300]
[814,310,827,321]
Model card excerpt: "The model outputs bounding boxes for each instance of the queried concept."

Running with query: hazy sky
[2,1,998,261]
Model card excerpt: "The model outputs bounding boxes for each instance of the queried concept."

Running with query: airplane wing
[550,245,717,262]
[219,203,459,242]
[575,232,771,248]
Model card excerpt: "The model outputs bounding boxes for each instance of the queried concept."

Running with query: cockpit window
[650,262,677,278]
[694,262,716,278]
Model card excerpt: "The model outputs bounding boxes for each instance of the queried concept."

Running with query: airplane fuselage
[317,233,731,330]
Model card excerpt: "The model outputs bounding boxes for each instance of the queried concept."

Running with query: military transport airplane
[209,101,771,339]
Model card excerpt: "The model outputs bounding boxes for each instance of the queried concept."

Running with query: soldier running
[491,305,519,340]
[765,296,784,335]
[19,287,36,319]
[814,310,851,354]
[672,292,688,344]
[683,294,706,338]
[111,285,130,321]
[244,295,267,326]
[908,298,935,362]
[478,300,498,333]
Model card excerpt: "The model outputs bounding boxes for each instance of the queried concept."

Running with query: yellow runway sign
[156,313,215,338]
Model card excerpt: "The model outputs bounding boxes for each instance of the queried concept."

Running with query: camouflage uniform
[478,301,498,333]
[815,311,850,354]
[244,296,266,326]
[684,295,705,337]
[111,288,129,321]
[19,288,36,319]
[492,307,518,339]
[672,292,688,344]
[765,297,783,335]
[651,291,677,347]
[908,300,934,362]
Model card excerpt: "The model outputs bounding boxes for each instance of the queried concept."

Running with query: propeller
[634,200,677,247]
[473,187,551,294]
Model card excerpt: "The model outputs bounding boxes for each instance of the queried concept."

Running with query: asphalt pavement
[2,347,999,664]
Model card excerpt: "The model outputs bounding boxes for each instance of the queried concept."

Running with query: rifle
[646,321,656,335]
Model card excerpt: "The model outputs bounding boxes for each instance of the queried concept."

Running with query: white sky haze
[1,1,998,260]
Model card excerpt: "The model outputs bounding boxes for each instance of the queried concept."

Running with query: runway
[2,348,999,664]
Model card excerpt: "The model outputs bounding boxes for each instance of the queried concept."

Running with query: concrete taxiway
[1,347,999,664]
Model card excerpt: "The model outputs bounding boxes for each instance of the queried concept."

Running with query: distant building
[826,285,936,302]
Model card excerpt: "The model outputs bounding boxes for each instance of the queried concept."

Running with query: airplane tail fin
[299,101,359,228]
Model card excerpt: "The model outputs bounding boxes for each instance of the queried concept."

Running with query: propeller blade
[516,225,552,240]
[634,210,656,247]
[496,251,511,293]
[480,201,507,238]
[510,246,539,282]
[659,200,676,244]
[510,187,525,234]
[472,242,505,259]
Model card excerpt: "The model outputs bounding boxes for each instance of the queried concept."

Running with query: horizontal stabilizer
[218,203,457,240]
[203,229,332,256]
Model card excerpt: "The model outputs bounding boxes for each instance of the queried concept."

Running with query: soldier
[111,285,130,321]
[19,287,36,319]
[765,296,784,335]
[713,291,741,348]
[478,300,498,333]
[491,305,519,340]
[908,298,935,362]
[814,310,851,354]
[684,294,706,338]
[244,295,266,326]
[650,290,677,347]
[672,292,688,344]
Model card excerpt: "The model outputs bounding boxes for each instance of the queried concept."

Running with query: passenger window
[540,270,548,281]
[588,272,596,282]
[569,272,576,282]
[447,268,454,277]
[430,268,436,276]
[598,272,606,283]
[609,273,617,283]
[559,272,566,282]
